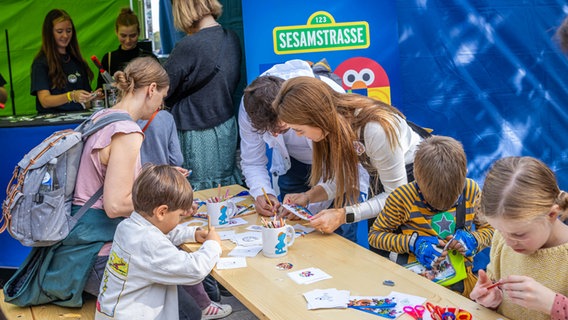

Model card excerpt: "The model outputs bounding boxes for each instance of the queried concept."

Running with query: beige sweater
[487,231,568,320]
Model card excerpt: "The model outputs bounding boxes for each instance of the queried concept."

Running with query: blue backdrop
[395,1,568,188]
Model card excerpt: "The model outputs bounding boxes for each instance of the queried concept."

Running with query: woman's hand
[283,192,309,207]
[255,194,280,217]
[500,275,556,315]
[73,90,97,107]
[470,270,503,309]
[309,208,346,233]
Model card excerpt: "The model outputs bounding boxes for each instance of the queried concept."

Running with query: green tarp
[0,0,131,115]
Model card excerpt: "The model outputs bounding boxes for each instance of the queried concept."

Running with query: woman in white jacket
[275,76,425,235]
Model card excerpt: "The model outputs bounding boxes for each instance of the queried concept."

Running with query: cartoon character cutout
[334,57,391,104]
[219,205,229,225]
[274,231,287,254]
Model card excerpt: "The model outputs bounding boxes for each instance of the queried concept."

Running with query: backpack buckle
[33,193,44,203]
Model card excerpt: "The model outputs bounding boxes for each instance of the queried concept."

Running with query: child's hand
[181,203,199,218]
[500,275,556,315]
[195,228,208,243]
[409,235,444,269]
[452,230,478,256]
[470,270,503,309]
[205,226,221,245]
[173,166,190,177]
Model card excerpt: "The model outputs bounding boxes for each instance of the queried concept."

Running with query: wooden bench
[0,290,95,320]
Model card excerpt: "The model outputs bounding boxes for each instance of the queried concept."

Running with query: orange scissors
[425,303,472,320]
[403,305,425,319]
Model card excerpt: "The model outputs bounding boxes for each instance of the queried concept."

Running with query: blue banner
[242,0,401,106]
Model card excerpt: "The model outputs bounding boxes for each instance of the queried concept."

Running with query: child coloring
[470,156,568,320]
[368,136,493,297]
[96,164,222,319]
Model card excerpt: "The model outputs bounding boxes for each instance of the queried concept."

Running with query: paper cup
[206,201,237,226]
[261,225,295,258]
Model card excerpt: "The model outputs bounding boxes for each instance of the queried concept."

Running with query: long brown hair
[274,76,404,207]
[36,9,93,89]
[479,156,568,221]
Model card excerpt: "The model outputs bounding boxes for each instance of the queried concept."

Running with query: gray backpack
[0,112,132,246]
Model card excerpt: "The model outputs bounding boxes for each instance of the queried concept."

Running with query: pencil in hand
[261,187,273,207]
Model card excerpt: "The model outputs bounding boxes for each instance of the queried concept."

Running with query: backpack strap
[71,112,134,223]
[77,112,133,137]
[455,189,466,230]
[405,119,432,139]
[71,187,104,223]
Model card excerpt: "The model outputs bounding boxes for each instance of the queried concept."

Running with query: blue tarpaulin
[396,1,568,188]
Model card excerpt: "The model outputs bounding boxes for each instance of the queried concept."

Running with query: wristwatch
[345,206,356,223]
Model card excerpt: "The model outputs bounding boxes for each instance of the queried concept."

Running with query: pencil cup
[261,225,295,258]
[207,201,237,226]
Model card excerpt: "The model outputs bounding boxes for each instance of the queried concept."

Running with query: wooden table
[182,185,507,320]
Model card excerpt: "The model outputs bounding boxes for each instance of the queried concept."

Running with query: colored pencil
[261,187,273,207]
[487,281,502,290]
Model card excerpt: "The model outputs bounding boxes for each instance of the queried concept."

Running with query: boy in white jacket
[96,164,222,320]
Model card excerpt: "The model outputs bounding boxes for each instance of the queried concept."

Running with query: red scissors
[403,305,426,320]
[425,302,443,319]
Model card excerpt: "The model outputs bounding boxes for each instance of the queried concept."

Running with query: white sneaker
[201,301,232,320]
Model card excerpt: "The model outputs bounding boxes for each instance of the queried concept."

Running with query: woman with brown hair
[96,7,158,88]
[275,76,425,236]
[31,9,99,113]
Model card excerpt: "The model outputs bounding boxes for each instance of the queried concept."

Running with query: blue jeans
[277,156,311,200]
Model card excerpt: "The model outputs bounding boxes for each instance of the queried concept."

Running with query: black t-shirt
[0,73,6,87]
[31,54,92,113]
[97,46,158,88]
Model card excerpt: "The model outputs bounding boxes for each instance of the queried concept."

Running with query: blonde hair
[414,136,467,211]
[273,76,404,207]
[479,156,568,221]
[113,56,169,100]
[132,164,194,216]
[172,0,222,34]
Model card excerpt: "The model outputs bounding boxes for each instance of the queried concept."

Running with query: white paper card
[232,231,263,247]
[216,257,247,270]
[217,230,236,241]
[288,267,332,285]
[228,245,263,257]
[303,288,350,309]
